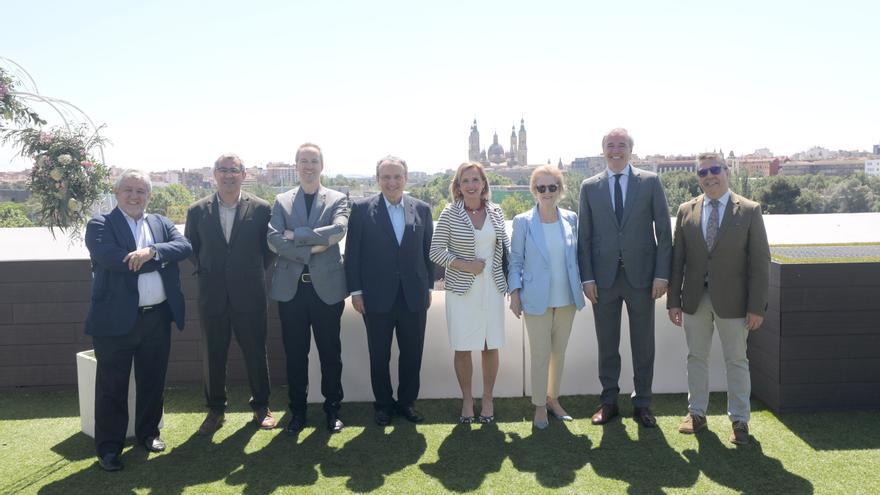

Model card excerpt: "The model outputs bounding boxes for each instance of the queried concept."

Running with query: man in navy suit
[345,155,434,426]
[85,170,192,471]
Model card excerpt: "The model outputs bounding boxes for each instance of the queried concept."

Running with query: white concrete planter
[76,350,163,438]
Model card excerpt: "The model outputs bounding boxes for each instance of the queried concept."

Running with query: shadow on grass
[419,422,506,492]
[775,409,880,451]
[590,420,698,494]
[683,431,813,494]
[507,422,592,488]
[38,424,258,495]
[321,421,427,492]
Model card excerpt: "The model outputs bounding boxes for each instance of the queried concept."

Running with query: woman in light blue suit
[509,165,586,429]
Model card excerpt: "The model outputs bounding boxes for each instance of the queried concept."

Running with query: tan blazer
[667,191,770,318]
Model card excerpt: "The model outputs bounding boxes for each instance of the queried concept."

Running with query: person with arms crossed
[85,170,192,471]
[345,155,434,426]
[667,152,770,445]
[268,143,350,434]
[185,154,276,435]
[577,128,672,427]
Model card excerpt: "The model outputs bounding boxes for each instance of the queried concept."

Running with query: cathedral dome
[488,133,505,164]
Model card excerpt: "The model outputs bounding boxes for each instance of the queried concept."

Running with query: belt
[138,301,167,314]
[300,273,312,283]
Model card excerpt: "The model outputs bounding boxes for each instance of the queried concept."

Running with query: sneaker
[678,412,707,434]
[730,421,750,445]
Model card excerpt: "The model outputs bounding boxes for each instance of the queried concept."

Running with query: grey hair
[115,169,152,192]
[214,153,243,169]
[375,155,408,176]
[602,128,634,151]
[696,152,726,166]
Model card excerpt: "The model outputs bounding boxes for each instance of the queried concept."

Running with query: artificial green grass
[1,386,878,494]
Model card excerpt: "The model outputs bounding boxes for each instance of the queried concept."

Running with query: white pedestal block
[76,350,163,438]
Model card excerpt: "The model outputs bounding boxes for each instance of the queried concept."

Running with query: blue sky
[2,0,878,175]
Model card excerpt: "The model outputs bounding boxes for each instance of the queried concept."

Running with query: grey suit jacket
[577,166,672,289]
[267,185,350,304]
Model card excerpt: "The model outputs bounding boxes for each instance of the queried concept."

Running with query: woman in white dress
[430,162,510,423]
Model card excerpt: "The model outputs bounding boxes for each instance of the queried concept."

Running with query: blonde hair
[529,165,564,196]
[449,161,490,201]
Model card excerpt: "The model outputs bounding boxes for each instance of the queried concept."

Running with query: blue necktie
[614,173,624,224]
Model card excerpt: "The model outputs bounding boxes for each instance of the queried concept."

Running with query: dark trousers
[278,280,345,416]
[592,264,655,408]
[92,303,171,456]
[200,302,270,412]
[362,286,427,412]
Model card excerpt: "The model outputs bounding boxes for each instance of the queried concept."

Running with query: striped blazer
[430,200,509,295]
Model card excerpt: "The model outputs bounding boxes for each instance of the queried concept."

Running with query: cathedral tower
[509,125,518,166]
[468,119,481,162]
[517,118,528,167]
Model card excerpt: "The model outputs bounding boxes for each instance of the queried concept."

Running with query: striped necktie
[706,199,720,249]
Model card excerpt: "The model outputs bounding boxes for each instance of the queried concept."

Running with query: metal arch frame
[0,56,106,164]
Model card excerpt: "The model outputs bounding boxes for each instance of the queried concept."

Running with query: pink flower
[80,161,93,168]
[39,132,52,145]
[0,83,8,98]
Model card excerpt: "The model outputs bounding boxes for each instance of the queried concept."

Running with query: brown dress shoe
[254,408,276,429]
[633,407,657,427]
[730,421,750,445]
[678,412,707,434]
[197,410,225,436]
[591,403,619,425]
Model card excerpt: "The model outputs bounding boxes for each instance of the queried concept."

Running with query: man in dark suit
[577,128,672,427]
[268,143,350,435]
[85,170,192,471]
[185,154,275,435]
[345,155,435,426]
[667,152,770,445]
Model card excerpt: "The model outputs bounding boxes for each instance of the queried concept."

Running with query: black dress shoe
[144,436,166,452]
[633,407,657,428]
[396,405,424,424]
[374,409,392,426]
[591,402,620,425]
[326,412,344,434]
[286,415,307,435]
[98,453,124,471]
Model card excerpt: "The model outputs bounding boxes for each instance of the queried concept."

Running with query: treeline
[3,170,879,228]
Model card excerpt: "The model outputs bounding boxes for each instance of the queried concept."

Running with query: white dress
[445,219,506,351]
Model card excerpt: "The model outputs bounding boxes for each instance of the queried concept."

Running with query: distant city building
[646,156,697,175]
[266,162,297,187]
[468,118,527,167]
[866,159,880,177]
[874,144,880,155]
[569,156,605,176]
[734,157,782,177]
[779,159,865,176]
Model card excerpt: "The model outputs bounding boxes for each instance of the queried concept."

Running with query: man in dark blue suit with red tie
[345,155,434,426]
[84,170,192,471]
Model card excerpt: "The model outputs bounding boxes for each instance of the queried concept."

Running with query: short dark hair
[295,143,323,165]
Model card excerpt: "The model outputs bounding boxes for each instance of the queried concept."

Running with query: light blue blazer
[508,206,586,315]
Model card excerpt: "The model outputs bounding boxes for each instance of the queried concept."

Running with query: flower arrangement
[9,126,110,239]
[0,67,45,130]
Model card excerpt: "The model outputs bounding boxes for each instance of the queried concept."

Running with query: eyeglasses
[535,184,559,193]
[216,167,243,174]
[697,166,726,178]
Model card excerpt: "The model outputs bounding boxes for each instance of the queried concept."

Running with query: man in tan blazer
[667,152,770,445]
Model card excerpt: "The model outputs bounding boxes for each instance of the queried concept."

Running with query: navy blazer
[344,193,434,313]
[84,207,193,337]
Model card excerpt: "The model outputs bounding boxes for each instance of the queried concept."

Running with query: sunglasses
[697,166,726,178]
[536,184,559,193]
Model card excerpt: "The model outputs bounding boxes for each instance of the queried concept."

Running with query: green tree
[485,172,513,186]
[661,171,701,215]
[431,200,448,220]
[500,192,532,220]
[757,176,802,214]
[409,174,451,208]
[150,183,194,223]
[825,179,875,213]
[243,183,278,204]
[0,202,34,227]
[558,172,585,212]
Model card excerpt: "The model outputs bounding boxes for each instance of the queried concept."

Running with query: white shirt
[543,221,574,308]
[121,210,167,307]
[701,190,731,240]
[605,164,632,211]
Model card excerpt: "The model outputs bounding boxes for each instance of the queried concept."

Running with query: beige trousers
[524,305,576,407]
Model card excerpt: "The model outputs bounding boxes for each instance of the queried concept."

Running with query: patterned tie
[614,173,624,224]
[706,199,720,249]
